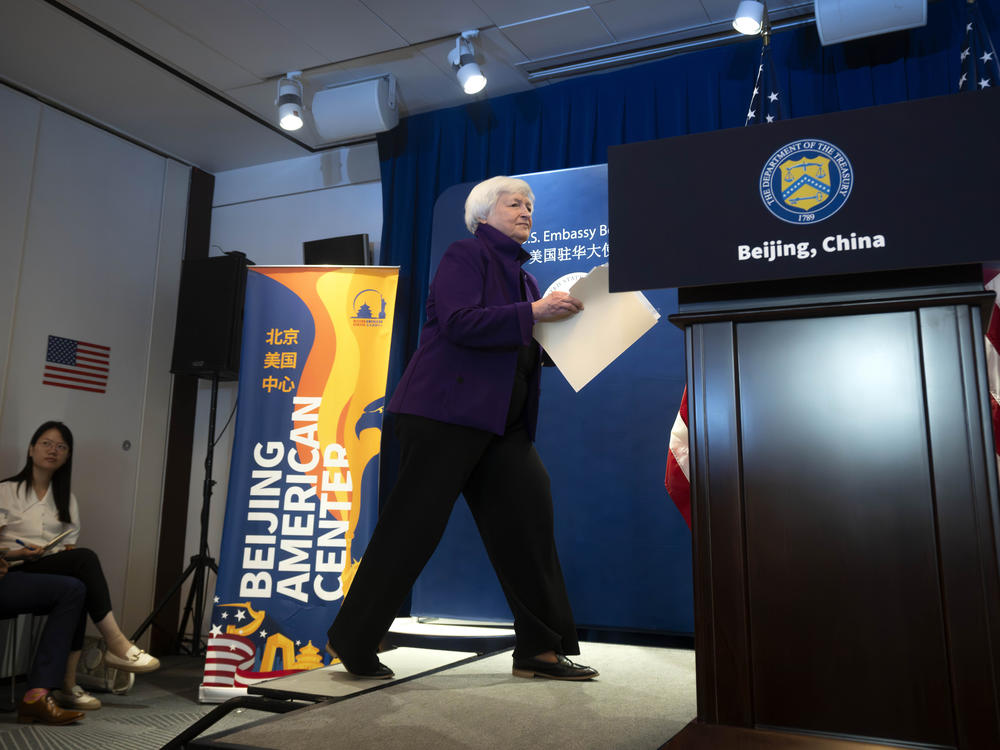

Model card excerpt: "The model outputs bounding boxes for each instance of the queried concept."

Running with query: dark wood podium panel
[668,267,1000,749]
[739,312,951,744]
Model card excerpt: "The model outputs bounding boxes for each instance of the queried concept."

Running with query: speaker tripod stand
[131,372,223,656]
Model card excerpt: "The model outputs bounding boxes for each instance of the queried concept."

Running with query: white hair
[463,176,535,234]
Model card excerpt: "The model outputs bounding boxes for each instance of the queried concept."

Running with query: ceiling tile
[472,0,589,28]
[2,0,309,171]
[249,0,409,63]
[699,0,812,24]
[66,0,261,90]
[361,0,493,45]
[593,0,711,42]
[500,8,615,61]
[698,0,742,23]
[132,0,328,78]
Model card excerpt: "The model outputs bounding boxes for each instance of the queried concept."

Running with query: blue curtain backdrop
[374,0,999,632]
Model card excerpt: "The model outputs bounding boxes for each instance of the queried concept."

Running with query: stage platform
[187,641,696,749]
[246,645,490,703]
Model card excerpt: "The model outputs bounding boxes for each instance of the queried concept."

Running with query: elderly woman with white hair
[326,175,597,681]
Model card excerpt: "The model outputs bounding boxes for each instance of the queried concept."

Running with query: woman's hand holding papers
[532,291,584,322]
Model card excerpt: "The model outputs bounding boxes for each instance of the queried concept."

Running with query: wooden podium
[661,265,1000,749]
[606,94,1000,749]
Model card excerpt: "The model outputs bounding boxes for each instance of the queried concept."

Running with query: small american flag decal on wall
[43,335,110,393]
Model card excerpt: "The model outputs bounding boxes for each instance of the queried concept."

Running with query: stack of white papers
[532,264,660,392]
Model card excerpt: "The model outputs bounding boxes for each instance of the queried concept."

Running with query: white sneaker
[103,644,160,674]
[52,685,102,710]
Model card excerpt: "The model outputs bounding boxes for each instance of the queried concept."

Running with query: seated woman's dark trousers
[327,413,579,673]
[0,571,85,688]
[16,548,114,650]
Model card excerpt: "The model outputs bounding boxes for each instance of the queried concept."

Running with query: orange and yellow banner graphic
[200,266,398,702]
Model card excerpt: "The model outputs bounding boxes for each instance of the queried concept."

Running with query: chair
[0,613,45,711]
[0,614,21,711]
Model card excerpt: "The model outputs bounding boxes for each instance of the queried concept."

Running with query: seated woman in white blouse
[0,421,159,712]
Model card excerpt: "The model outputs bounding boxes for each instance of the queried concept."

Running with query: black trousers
[327,414,579,672]
[0,571,85,688]
[16,548,114,650]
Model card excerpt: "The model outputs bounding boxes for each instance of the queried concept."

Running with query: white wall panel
[123,158,190,638]
[212,144,380,206]
[0,104,176,635]
[0,87,41,411]
[210,179,383,264]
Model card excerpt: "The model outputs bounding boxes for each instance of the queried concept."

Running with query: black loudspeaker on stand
[132,251,251,656]
[170,252,249,379]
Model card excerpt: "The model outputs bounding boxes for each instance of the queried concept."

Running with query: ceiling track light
[448,30,487,95]
[733,0,766,35]
[276,71,304,131]
[524,14,815,82]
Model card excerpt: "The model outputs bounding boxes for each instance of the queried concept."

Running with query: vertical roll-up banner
[199,266,398,702]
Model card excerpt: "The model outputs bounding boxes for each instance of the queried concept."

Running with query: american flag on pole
[43,335,111,394]
[744,31,784,125]
[959,0,999,92]
[665,26,787,528]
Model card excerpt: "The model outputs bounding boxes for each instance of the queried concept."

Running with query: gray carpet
[194,643,697,750]
[0,655,278,750]
[0,644,697,749]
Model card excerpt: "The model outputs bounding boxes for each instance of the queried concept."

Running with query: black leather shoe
[325,641,394,679]
[512,654,599,680]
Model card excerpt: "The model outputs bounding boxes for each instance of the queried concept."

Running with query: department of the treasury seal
[759,139,853,224]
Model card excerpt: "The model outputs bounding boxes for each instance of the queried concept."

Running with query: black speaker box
[303,234,369,265]
[170,253,251,380]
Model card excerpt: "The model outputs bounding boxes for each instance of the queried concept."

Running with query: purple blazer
[388,223,543,439]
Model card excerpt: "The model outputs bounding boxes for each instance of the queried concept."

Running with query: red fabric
[992,395,1000,463]
[983,268,1000,476]
[665,386,691,528]
[987,299,1000,354]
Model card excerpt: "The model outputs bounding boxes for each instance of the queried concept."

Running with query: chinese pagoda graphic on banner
[200,265,398,702]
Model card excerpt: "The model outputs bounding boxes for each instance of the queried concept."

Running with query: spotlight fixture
[733,0,766,35]
[276,72,304,131]
[448,30,487,95]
